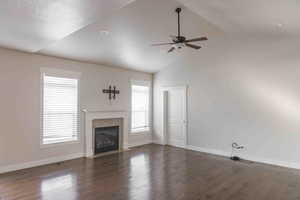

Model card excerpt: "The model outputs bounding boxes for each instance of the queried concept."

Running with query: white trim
[0,153,84,174]
[186,145,300,170]
[129,130,152,148]
[130,79,152,134]
[131,127,150,134]
[40,68,81,148]
[84,110,129,158]
[152,139,165,145]
[160,85,188,148]
[187,145,229,157]
[4,145,300,174]
[40,139,81,149]
[162,91,168,145]
[241,154,300,170]
[128,139,152,148]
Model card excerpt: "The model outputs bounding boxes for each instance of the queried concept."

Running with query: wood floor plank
[1,144,300,200]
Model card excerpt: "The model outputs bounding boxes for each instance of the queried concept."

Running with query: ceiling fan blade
[185,43,201,49]
[152,42,175,46]
[185,37,208,43]
[168,47,176,53]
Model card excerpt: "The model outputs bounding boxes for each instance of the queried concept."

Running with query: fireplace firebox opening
[94,126,119,154]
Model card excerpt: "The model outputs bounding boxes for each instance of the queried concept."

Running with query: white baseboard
[0,139,152,174]
[128,139,152,148]
[187,145,300,170]
[152,139,165,145]
[0,152,84,174]
[187,145,229,157]
[3,145,300,174]
[241,154,300,170]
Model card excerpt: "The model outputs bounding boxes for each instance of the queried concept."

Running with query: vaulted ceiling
[0,0,135,52]
[178,0,300,37]
[0,0,299,72]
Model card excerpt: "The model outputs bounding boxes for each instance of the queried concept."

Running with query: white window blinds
[42,75,79,145]
[131,84,150,132]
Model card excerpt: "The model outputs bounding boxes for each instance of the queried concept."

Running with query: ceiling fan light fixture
[174,43,185,49]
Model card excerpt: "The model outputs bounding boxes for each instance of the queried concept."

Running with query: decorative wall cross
[103,85,120,100]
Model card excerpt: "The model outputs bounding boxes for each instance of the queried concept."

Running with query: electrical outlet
[230,142,245,161]
[232,142,244,150]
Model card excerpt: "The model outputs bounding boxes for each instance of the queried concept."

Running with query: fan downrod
[175,7,183,39]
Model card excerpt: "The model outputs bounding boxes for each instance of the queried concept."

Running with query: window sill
[40,139,80,148]
[131,128,150,135]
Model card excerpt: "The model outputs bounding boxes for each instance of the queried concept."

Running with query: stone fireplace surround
[84,111,129,158]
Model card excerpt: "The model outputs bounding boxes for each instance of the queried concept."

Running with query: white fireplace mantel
[83,110,129,158]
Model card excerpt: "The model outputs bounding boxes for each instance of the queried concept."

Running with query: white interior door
[163,86,187,148]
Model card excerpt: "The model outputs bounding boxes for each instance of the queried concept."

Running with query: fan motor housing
[173,36,186,43]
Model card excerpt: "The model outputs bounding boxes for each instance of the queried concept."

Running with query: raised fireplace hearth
[94,126,119,154]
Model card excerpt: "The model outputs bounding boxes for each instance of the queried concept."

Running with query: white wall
[0,48,152,170]
[153,36,300,169]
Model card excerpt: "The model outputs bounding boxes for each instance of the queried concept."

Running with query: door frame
[160,85,188,148]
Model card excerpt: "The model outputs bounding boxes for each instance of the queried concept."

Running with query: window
[41,70,80,145]
[131,81,150,133]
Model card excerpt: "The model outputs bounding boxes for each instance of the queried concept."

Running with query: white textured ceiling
[0,0,135,52]
[177,0,300,37]
[39,0,220,72]
[1,0,299,72]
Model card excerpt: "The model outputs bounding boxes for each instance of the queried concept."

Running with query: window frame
[130,80,152,134]
[40,68,81,148]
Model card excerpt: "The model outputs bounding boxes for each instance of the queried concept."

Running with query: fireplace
[84,111,129,158]
[94,126,119,154]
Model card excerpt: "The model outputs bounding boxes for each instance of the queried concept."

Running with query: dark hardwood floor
[1,144,300,200]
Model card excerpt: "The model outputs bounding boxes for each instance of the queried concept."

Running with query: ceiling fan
[152,7,208,53]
